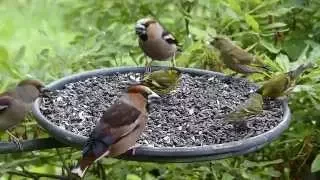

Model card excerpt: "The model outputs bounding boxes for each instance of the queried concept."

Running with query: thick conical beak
[147,92,161,104]
[135,23,146,36]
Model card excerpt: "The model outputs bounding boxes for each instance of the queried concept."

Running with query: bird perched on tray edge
[211,36,270,75]
[71,85,160,178]
[135,17,182,73]
[0,79,45,149]
[256,62,314,98]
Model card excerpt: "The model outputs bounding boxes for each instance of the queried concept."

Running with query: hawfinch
[0,79,44,149]
[71,85,160,178]
[135,18,181,73]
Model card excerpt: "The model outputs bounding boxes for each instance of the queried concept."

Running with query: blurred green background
[0,0,320,179]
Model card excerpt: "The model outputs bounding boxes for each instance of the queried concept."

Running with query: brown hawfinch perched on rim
[0,79,45,149]
[71,85,160,178]
[135,17,182,73]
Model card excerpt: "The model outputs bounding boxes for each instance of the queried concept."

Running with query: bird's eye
[141,91,149,100]
[144,22,151,28]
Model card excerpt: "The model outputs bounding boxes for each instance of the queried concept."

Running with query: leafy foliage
[0,0,320,179]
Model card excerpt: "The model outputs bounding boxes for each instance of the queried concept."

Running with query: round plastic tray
[32,67,291,162]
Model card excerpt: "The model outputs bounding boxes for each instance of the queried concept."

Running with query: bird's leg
[144,56,152,74]
[171,52,177,68]
[6,130,23,150]
[126,143,142,156]
[284,86,295,95]
[230,72,238,77]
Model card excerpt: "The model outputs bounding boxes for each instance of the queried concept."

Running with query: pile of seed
[40,73,283,147]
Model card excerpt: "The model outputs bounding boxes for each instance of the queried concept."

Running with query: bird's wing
[0,97,11,112]
[232,63,262,74]
[229,47,253,65]
[82,99,142,161]
[0,105,9,112]
[108,115,147,157]
[162,30,178,45]
[162,30,182,51]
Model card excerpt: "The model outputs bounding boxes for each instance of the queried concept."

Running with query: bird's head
[18,79,45,91]
[127,85,160,104]
[168,67,182,77]
[210,36,233,52]
[16,79,48,103]
[135,18,156,38]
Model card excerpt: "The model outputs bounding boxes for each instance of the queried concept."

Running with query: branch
[7,170,69,180]
[0,137,69,154]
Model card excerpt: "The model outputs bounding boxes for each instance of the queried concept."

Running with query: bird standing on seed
[225,93,264,123]
[211,36,269,75]
[71,85,160,178]
[127,68,182,95]
[256,62,314,98]
[135,17,181,73]
[0,79,45,149]
[142,68,182,94]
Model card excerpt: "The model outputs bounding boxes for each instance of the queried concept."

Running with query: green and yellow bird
[225,93,264,122]
[211,36,269,75]
[256,62,314,98]
[127,68,182,95]
[142,68,182,94]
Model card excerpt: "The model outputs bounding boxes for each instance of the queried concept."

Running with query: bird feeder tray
[32,67,291,162]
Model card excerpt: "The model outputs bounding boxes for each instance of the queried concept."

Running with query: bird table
[0,67,291,162]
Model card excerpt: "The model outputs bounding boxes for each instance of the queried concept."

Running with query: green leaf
[296,45,310,64]
[226,0,242,14]
[0,46,9,62]
[259,39,281,54]
[263,167,281,177]
[311,154,320,173]
[242,159,283,168]
[126,174,141,180]
[13,45,26,62]
[263,22,287,30]
[275,54,290,72]
[244,14,260,32]
[222,172,235,180]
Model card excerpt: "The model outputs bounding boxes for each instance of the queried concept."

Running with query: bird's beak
[39,88,53,97]
[122,75,142,85]
[147,92,161,104]
[135,23,146,35]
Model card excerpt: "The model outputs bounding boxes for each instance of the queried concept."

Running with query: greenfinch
[141,68,182,94]
[256,62,314,98]
[225,93,263,122]
[127,68,182,95]
[211,36,269,75]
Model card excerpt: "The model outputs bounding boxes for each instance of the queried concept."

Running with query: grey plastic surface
[32,66,291,162]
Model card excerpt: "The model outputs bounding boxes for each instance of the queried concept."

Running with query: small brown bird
[71,85,160,178]
[211,36,269,75]
[0,79,44,148]
[135,18,181,73]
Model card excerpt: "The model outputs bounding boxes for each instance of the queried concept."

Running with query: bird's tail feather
[289,62,314,80]
[71,134,114,178]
